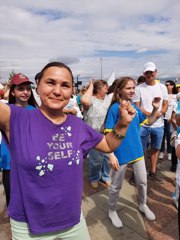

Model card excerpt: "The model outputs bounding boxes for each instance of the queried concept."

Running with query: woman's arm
[171,111,178,130]
[80,80,93,110]
[95,100,136,153]
[0,102,11,140]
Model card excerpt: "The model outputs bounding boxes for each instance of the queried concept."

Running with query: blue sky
[0,0,180,85]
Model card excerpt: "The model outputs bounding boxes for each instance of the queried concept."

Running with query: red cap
[10,73,33,87]
[0,89,4,96]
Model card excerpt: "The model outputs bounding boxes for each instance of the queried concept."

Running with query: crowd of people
[0,61,180,239]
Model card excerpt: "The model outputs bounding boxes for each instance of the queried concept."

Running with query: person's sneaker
[139,204,156,221]
[172,192,179,209]
[159,152,164,159]
[99,178,111,187]
[168,153,172,161]
[129,172,136,186]
[149,171,163,184]
[90,181,98,189]
[108,210,123,228]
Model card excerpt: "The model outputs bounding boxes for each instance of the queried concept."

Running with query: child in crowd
[104,77,160,228]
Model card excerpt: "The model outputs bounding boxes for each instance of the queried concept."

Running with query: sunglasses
[165,83,173,86]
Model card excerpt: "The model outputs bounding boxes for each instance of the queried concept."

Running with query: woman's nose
[23,89,30,94]
[53,85,62,95]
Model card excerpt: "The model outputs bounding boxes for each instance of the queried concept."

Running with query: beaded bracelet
[112,129,126,140]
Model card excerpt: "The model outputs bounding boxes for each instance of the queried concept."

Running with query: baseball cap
[10,73,33,87]
[0,89,4,96]
[143,62,156,73]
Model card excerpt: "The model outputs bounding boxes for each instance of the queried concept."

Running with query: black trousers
[2,169,10,207]
[172,147,177,167]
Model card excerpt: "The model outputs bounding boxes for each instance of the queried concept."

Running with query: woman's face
[12,83,31,104]
[165,82,174,93]
[98,84,108,98]
[119,80,135,101]
[37,66,73,111]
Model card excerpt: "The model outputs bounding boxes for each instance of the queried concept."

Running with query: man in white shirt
[133,62,168,183]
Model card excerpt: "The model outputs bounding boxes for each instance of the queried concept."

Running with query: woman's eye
[62,83,71,88]
[47,81,54,85]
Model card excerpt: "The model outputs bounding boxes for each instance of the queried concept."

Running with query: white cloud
[0,0,180,84]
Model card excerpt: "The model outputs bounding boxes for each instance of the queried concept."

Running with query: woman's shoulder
[66,114,84,124]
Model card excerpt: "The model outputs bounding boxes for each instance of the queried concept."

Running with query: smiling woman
[0,73,37,211]
[0,61,136,240]
[36,62,74,124]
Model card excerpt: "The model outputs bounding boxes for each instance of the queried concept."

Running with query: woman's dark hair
[165,80,178,94]
[8,83,38,107]
[35,62,74,83]
[137,75,146,85]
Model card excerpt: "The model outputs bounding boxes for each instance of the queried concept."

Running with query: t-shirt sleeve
[104,104,119,131]
[80,121,104,157]
[133,86,141,102]
[160,84,169,100]
[134,104,146,125]
[9,105,32,151]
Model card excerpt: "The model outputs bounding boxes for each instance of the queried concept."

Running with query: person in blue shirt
[104,77,160,228]
[0,73,37,207]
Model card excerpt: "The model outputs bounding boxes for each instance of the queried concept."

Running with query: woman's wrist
[111,128,126,140]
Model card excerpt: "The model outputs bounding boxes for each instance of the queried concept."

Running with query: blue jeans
[88,149,110,182]
[160,119,171,153]
[140,126,164,151]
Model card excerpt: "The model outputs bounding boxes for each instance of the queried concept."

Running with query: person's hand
[109,154,119,171]
[117,100,136,128]
[152,97,161,109]
[88,79,94,88]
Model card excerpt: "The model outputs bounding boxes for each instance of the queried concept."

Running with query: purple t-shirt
[8,105,103,234]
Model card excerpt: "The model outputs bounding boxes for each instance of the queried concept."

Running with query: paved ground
[0,153,179,240]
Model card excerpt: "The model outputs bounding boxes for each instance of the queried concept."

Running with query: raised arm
[146,97,161,125]
[95,100,136,153]
[80,79,93,110]
[0,101,11,141]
